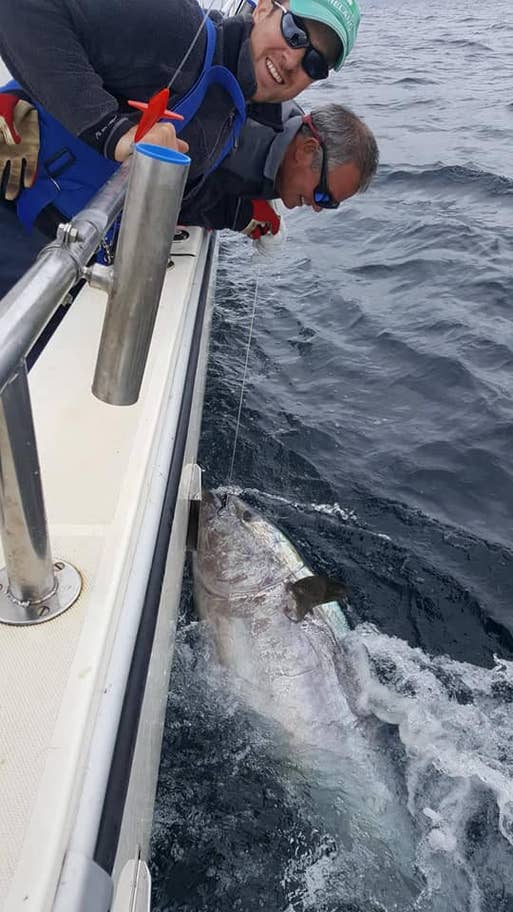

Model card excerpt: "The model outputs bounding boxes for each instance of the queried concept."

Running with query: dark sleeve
[179,179,253,232]
[0,0,206,159]
[200,196,253,232]
[0,0,129,156]
[246,102,284,130]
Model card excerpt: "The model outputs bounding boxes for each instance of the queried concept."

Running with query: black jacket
[0,0,273,183]
[179,101,303,231]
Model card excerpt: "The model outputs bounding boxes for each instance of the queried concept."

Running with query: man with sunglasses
[268,0,340,82]
[0,98,376,298]
[0,0,359,175]
[178,102,378,244]
[0,0,360,295]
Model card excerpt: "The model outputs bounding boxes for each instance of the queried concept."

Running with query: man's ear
[253,0,273,22]
[295,135,319,164]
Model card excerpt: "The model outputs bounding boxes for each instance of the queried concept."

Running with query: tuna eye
[242,510,253,522]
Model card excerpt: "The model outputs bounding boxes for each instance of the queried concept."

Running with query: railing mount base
[0,560,82,626]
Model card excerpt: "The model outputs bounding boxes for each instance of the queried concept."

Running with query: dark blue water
[150,1,513,909]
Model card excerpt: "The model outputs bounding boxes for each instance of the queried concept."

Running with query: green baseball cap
[289,0,361,70]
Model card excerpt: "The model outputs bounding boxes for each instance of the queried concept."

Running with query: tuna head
[194,491,348,622]
[193,490,298,599]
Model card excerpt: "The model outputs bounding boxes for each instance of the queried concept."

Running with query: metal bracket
[185,463,202,552]
[82,262,114,294]
[37,220,83,277]
[56,222,80,247]
[0,559,82,626]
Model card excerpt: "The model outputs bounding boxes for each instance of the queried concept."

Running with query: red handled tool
[128,89,183,142]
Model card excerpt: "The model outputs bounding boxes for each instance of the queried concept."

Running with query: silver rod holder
[92,143,190,406]
[0,363,81,624]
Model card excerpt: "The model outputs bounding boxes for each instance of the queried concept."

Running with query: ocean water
[150,1,513,909]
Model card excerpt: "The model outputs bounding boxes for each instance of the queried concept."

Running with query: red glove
[0,94,23,143]
[0,93,40,200]
[242,199,281,240]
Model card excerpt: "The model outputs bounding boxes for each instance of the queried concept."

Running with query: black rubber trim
[93,235,215,873]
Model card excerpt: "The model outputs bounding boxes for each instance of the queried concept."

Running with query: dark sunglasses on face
[303,114,340,209]
[271,0,330,81]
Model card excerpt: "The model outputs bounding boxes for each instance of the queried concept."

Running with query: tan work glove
[0,93,40,201]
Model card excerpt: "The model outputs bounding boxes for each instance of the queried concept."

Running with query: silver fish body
[193,490,354,745]
[192,492,445,907]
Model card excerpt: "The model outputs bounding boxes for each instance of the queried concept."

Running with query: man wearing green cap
[0,0,360,171]
[0,0,360,295]
[286,0,359,70]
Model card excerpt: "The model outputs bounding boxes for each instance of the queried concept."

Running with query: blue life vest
[5,17,246,232]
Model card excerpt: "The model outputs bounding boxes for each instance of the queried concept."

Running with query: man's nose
[280,45,305,72]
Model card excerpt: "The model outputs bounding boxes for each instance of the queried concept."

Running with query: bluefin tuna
[193,490,422,907]
[193,489,354,745]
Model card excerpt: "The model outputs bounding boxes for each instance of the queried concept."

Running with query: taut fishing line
[166,0,223,94]
[228,267,259,482]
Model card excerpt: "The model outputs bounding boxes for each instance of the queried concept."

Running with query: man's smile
[265,56,285,85]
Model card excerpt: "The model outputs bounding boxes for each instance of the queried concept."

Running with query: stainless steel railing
[0,161,131,397]
[0,143,190,624]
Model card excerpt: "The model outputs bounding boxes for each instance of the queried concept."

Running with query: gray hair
[300,104,379,192]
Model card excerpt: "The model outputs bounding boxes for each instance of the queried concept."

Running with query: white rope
[228,269,259,482]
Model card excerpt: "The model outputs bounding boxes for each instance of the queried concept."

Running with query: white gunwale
[0,226,216,911]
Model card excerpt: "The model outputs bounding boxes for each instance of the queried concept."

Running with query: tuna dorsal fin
[285,575,348,623]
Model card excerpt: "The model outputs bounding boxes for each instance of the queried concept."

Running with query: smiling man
[0,0,361,295]
[0,0,359,283]
[0,0,360,179]
[179,102,378,240]
[0,99,375,295]
[250,0,348,103]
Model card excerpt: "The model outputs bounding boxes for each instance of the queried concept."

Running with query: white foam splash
[165,618,513,911]
[340,625,513,910]
[216,484,358,523]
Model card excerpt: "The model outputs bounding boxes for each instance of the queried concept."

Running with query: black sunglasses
[303,114,339,209]
[271,0,329,81]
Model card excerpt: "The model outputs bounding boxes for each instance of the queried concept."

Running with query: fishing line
[167,0,257,482]
[228,268,259,482]
[166,0,222,94]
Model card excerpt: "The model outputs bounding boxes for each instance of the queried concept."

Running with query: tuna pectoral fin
[285,576,348,623]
